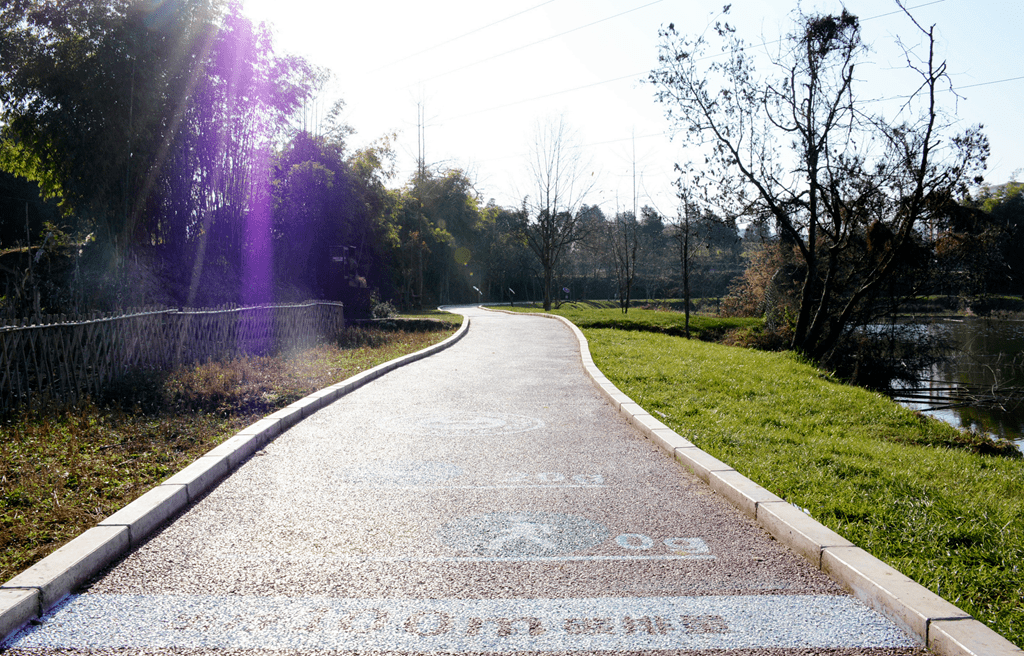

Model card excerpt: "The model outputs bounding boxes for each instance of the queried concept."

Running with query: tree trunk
[542,263,553,311]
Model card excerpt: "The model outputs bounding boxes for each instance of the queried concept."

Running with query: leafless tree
[611,210,640,314]
[650,3,988,363]
[667,187,703,337]
[523,116,596,310]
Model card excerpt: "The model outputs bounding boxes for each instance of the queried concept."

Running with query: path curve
[1,306,1012,655]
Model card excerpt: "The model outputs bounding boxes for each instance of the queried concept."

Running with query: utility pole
[417,101,426,181]
[632,130,637,232]
[416,101,426,309]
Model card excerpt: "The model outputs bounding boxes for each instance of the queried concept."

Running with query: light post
[472,286,482,305]
[508,288,516,307]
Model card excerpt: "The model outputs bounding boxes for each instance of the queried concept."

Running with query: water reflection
[888,318,1024,450]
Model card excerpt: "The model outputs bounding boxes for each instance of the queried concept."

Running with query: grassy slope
[505,302,763,341]
[496,304,1022,644]
[0,321,461,583]
[586,327,1023,647]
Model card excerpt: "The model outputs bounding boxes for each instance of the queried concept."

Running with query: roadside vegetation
[504,303,1023,646]
[0,319,460,583]
[1,0,1021,642]
[507,301,788,349]
[531,301,763,342]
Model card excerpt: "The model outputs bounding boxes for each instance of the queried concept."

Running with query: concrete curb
[0,317,470,645]
[487,307,1022,656]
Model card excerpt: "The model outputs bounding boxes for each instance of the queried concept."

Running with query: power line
[959,75,1024,90]
[585,131,666,149]
[399,0,1018,189]
[370,0,560,74]
[684,0,950,64]
[471,130,670,165]
[861,0,948,22]
[414,0,665,86]
[427,71,1023,173]
[448,71,643,122]
[861,74,1024,103]
[437,0,960,124]
[447,62,1023,126]
[585,70,1023,173]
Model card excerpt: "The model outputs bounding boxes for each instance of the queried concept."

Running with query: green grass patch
[0,322,459,583]
[399,309,465,319]
[585,327,1024,647]
[498,301,762,342]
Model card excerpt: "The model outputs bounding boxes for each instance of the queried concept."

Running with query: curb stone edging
[0,317,470,646]
[487,307,1022,656]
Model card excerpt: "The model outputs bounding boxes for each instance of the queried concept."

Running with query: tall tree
[418,168,481,305]
[340,136,403,311]
[0,0,219,251]
[637,206,670,299]
[965,180,1024,297]
[0,0,315,308]
[394,167,481,307]
[667,190,703,337]
[611,210,639,313]
[167,1,311,306]
[566,204,612,301]
[650,4,988,364]
[523,116,595,311]
[478,201,532,304]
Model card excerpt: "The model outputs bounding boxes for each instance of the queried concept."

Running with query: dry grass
[0,322,459,582]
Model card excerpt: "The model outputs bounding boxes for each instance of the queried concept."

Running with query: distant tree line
[1,0,1020,354]
[0,0,746,321]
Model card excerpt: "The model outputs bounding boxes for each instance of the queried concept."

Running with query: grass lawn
[498,303,1023,645]
[0,320,461,583]
[502,301,763,341]
[587,326,1024,647]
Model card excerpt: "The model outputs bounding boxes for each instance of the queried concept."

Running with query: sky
[241,0,1024,218]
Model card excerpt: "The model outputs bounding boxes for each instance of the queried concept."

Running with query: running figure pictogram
[486,517,556,550]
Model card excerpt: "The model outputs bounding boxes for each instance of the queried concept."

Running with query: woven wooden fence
[0,301,345,414]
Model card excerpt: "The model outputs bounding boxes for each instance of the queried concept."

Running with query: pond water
[887,318,1024,450]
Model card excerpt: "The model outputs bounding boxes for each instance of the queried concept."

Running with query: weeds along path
[0,323,460,584]
[3,307,924,654]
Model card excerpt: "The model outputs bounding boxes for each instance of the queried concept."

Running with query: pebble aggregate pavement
[2,306,928,655]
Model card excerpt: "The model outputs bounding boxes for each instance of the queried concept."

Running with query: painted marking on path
[218,553,715,564]
[336,460,465,486]
[6,594,918,651]
[439,512,608,557]
[335,462,609,489]
[387,412,546,436]
[437,513,713,561]
[441,484,610,489]
[219,511,716,564]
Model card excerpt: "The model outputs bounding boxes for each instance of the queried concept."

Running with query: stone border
[0,317,470,645]
[489,307,1022,656]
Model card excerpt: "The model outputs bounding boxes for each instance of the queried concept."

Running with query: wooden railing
[0,301,345,414]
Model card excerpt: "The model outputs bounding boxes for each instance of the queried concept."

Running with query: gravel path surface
[3,307,925,655]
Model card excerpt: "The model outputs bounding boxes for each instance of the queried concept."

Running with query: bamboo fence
[0,301,345,414]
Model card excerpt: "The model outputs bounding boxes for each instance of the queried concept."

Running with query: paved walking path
[4,307,925,654]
